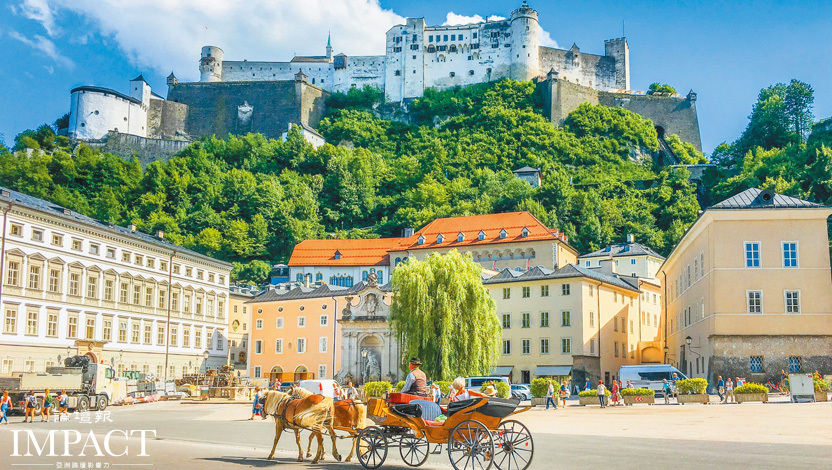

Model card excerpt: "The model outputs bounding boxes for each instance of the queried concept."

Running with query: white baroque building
[0,187,232,379]
[197,1,629,102]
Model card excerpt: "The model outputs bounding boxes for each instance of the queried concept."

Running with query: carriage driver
[401,357,429,396]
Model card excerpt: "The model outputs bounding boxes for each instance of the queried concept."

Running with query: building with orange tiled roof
[288,238,405,287]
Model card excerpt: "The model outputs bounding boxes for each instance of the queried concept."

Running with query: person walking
[662,379,672,404]
[584,378,591,391]
[779,370,787,395]
[716,376,724,401]
[0,390,12,424]
[41,389,52,422]
[430,383,442,406]
[57,390,69,419]
[545,380,557,410]
[597,380,607,408]
[345,381,358,400]
[559,381,568,408]
[723,378,734,404]
[23,390,37,423]
[611,380,620,407]
[249,387,263,420]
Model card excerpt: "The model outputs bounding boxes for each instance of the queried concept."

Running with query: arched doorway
[655,126,666,138]
[84,352,99,364]
[294,365,309,381]
[270,366,283,382]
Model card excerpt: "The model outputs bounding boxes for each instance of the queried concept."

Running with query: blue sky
[1,0,831,154]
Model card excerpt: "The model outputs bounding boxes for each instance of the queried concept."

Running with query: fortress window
[473,32,477,39]
[444,35,448,41]
[124,117,127,121]
[451,34,456,41]
[394,70,401,76]
[469,70,474,75]
[412,34,417,42]
[449,72,455,78]
[94,110,99,115]
[428,35,433,42]
[80,123,85,127]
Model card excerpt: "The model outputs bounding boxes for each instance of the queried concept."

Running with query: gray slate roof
[0,186,231,268]
[249,281,390,303]
[579,242,665,260]
[512,166,540,173]
[710,188,820,210]
[483,264,640,292]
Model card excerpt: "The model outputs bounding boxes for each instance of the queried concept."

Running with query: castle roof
[513,166,540,174]
[131,74,149,84]
[291,56,331,63]
[710,188,821,210]
[248,279,390,303]
[579,242,665,260]
[70,86,141,105]
[287,238,407,267]
[483,264,639,292]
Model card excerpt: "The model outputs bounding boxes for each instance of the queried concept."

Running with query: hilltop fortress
[66,2,701,162]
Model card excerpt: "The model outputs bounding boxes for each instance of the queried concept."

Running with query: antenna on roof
[622,20,625,37]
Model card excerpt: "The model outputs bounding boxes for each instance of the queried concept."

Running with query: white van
[618,365,687,395]
[298,379,338,398]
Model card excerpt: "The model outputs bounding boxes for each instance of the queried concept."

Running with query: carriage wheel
[447,419,494,470]
[357,427,388,469]
[399,434,430,467]
[493,420,534,470]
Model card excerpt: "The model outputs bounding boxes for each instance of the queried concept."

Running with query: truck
[0,355,127,413]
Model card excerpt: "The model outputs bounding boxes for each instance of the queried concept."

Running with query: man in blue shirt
[716,376,725,401]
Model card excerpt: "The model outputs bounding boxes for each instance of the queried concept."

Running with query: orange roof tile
[287,238,406,267]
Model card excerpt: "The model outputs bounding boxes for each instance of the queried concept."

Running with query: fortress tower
[510,1,540,81]
[604,38,629,91]
[200,46,224,82]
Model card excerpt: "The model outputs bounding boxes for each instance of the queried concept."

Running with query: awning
[534,366,572,377]
[490,366,514,376]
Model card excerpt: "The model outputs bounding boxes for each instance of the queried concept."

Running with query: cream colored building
[228,285,259,374]
[0,187,232,380]
[484,263,662,386]
[660,188,832,383]
[578,234,665,279]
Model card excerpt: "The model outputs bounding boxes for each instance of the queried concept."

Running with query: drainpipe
[163,250,177,384]
[331,296,338,379]
[662,271,668,364]
[0,201,12,308]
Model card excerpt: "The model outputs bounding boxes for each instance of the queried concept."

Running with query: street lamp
[685,336,692,346]
[663,346,669,364]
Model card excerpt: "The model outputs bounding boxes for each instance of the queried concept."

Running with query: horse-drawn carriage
[356,392,534,470]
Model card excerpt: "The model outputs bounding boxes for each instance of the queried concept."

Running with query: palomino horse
[290,386,370,462]
[262,390,334,463]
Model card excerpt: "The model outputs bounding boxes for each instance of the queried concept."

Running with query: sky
[1,0,831,154]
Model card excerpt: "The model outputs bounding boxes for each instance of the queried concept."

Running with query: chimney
[130,224,137,232]
[1,190,10,197]
[157,230,165,239]
[626,234,635,243]
[598,259,617,275]
[403,227,415,237]
[304,274,310,288]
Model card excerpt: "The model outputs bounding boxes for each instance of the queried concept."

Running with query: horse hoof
[267,455,274,460]
[306,453,312,458]
[335,455,342,462]
[297,457,303,462]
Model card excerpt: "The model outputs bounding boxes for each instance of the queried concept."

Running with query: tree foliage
[647,83,676,95]
[389,251,500,380]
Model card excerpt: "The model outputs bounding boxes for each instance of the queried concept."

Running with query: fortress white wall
[68,90,147,141]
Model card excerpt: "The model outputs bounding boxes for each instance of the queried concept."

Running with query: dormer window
[521,227,529,238]
[334,250,342,260]
[436,233,445,244]
[418,235,425,245]
[478,230,486,241]
[457,232,465,242]
[499,229,507,239]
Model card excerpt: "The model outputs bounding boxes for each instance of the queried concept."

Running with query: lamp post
[663,346,669,365]
[202,350,210,373]
[684,336,701,377]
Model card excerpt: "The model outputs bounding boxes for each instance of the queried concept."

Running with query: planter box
[815,391,828,402]
[623,395,655,405]
[578,396,605,406]
[531,397,547,407]
[677,394,710,405]
[735,393,768,404]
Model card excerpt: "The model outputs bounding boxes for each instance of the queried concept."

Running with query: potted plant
[363,381,393,398]
[620,388,655,405]
[530,378,559,406]
[577,389,610,406]
[676,378,710,404]
[734,383,768,403]
[814,378,830,402]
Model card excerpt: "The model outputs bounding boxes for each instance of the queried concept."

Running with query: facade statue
[364,349,381,382]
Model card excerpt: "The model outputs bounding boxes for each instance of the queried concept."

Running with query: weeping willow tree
[389,250,500,381]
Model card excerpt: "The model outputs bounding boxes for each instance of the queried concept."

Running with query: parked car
[465,376,510,390]
[510,384,532,400]
[618,365,688,396]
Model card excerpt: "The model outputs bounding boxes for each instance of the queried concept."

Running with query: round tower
[510,1,539,81]
[199,46,224,82]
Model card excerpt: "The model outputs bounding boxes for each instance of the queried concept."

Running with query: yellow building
[660,188,832,383]
[484,263,662,386]
[228,286,259,374]
[578,234,665,279]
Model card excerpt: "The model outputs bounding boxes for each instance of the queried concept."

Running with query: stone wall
[571,355,601,388]
[91,131,192,167]
[147,99,188,139]
[709,335,832,385]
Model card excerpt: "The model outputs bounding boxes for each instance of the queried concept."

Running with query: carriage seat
[387,392,428,404]
[390,403,422,419]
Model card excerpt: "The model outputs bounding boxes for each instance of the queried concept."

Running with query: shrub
[578,389,610,397]
[394,381,405,392]
[620,388,655,397]
[813,379,830,392]
[530,378,559,398]
[734,383,768,395]
[480,381,511,399]
[363,381,393,397]
[677,378,708,395]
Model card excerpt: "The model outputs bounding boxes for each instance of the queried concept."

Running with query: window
[173,264,180,275]
[157,326,166,345]
[172,292,179,311]
[320,315,328,326]
[747,291,762,314]
[540,311,549,327]
[561,311,571,327]
[276,317,284,328]
[67,315,78,338]
[147,258,155,269]
[745,242,760,268]
[630,320,634,333]
[10,223,22,236]
[85,317,95,339]
[48,269,60,293]
[28,265,41,290]
[589,311,595,327]
[47,313,58,337]
[749,356,763,373]
[31,229,44,242]
[522,287,530,298]
[275,339,283,354]
[89,243,100,255]
[298,316,306,327]
[614,342,619,357]
[253,366,261,378]
[562,284,570,296]
[25,360,34,372]
[785,291,800,313]
[541,285,549,297]
[590,338,596,355]
[256,319,263,329]
[119,283,128,303]
[788,356,802,373]
[782,242,798,267]
[184,295,192,314]
[6,260,20,287]
[561,338,571,354]
[170,326,178,347]
[103,280,113,301]
[502,288,510,299]
[182,328,190,348]
[133,285,141,305]
[106,247,115,259]
[319,337,328,353]
[297,338,306,353]
[132,323,140,343]
[521,339,530,355]
[161,261,169,271]
[501,313,511,329]
[121,252,131,263]
[158,290,166,309]
[502,339,511,355]
[318,365,327,379]
[521,312,531,328]
[540,338,549,354]
[26,311,38,335]
[195,297,202,315]
[118,321,127,342]
[197,270,204,280]
[134,254,143,266]
[69,273,80,296]
[86,276,98,298]
[185,267,192,277]
[143,324,152,344]
[194,329,202,349]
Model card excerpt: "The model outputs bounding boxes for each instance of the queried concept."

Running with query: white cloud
[443,12,556,48]
[8,30,73,68]
[44,65,54,74]
[39,0,405,82]
[20,0,57,37]
[538,26,557,48]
